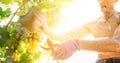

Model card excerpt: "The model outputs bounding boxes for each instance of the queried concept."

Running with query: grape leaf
[2,57,13,63]
[0,7,11,20]
[0,7,3,19]
[14,0,22,3]
[4,8,11,17]
[0,27,10,47]
[0,0,13,4]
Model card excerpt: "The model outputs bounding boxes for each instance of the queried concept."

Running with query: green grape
[0,47,6,59]
[2,57,13,63]
[15,34,20,39]
[17,41,26,54]
[0,53,3,58]
[11,52,21,62]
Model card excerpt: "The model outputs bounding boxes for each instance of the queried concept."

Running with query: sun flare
[53,0,101,62]
[54,0,101,33]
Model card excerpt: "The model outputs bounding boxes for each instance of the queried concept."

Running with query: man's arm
[52,37,120,60]
[35,12,90,41]
[79,38,120,52]
[42,24,90,41]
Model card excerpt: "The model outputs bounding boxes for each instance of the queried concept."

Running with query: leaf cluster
[0,0,74,63]
[0,0,22,4]
[0,7,11,20]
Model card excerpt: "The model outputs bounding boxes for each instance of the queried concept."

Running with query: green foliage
[2,57,13,63]
[0,0,22,4]
[0,0,74,63]
[0,7,11,20]
[0,0,13,4]
[0,27,10,47]
[14,0,22,3]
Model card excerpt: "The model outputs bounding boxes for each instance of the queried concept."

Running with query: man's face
[98,0,114,13]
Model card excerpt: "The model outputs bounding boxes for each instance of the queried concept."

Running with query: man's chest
[88,22,119,38]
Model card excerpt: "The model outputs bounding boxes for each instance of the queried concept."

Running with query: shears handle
[40,39,61,63]
[40,38,58,51]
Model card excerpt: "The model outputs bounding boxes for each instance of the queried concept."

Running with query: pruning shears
[40,39,60,63]
[40,39,57,51]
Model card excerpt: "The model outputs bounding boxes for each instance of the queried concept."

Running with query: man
[35,0,120,63]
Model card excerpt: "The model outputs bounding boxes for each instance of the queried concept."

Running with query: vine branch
[5,2,24,28]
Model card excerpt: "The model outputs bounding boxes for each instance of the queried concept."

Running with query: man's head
[98,0,118,20]
[98,0,118,13]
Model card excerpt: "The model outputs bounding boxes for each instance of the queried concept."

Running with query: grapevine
[0,0,73,63]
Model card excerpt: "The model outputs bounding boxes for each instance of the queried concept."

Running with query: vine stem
[5,2,24,28]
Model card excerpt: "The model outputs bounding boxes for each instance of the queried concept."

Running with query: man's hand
[16,8,40,37]
[52,39,80,60]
